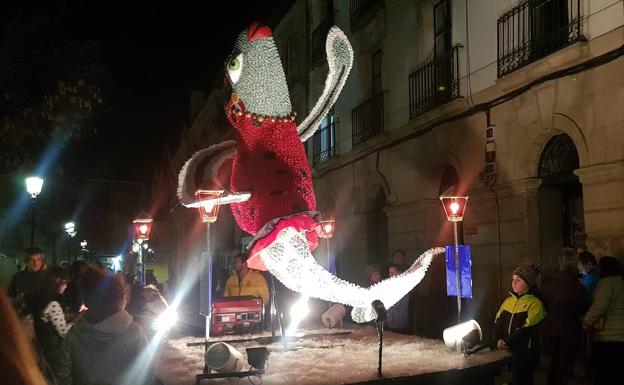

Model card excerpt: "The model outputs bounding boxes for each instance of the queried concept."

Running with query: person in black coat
[7,247,46,316]
[541,249,585,385]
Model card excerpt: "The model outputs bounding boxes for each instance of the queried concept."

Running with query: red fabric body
[227,100,317,241]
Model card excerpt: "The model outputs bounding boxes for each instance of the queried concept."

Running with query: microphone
[371,300,387,323]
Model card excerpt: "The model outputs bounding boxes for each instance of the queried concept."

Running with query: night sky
[4,0,290,185]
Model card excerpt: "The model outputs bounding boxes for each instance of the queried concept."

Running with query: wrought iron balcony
[497,0,583,77]
[350,0,382,28]
[311,16,333,68]
[352,92,384,147]
[408,45,460,119]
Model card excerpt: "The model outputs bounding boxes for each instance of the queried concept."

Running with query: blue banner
[445,245,473,299]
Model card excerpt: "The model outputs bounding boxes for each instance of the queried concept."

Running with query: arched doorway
[538,134,585,270]
[367,189,388,265]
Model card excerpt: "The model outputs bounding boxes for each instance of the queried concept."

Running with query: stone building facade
[163,0,624,336]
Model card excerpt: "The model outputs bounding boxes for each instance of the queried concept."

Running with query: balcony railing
[352,92,384,147]
[311,16,334,68]
[350,0,381,27]
[497,0,582,77]
[408,45,460,119]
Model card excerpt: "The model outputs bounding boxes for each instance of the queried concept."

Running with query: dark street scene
[2,1,624,385]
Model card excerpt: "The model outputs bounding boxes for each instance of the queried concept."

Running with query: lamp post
[64,222,77,261]
[194,189,224,344]
[25,177,44,246]
[440,195,468,323]
[318,218,336,307]
[133,212,153,286]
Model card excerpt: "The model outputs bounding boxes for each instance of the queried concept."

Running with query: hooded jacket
[494,292,544,363]
[59,310,147,385]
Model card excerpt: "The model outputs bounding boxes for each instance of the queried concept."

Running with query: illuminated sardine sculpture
[178,23,443,322]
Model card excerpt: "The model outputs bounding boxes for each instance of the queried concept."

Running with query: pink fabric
[247,213,320,271]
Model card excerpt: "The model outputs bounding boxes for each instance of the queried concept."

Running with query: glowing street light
[440,195,469,323]
[25,177,44,199]
[25,176,44,245]
[194,190,224,345]
[318,219,336,239]
[133,212,153,286]
[65,222,76,236]
[195,190,224,223]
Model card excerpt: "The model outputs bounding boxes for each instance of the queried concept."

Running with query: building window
[312,110,336,166]
[281,40,293,79]
[311,0,335,67]
[408,1,459,119]
[372,50,382,95]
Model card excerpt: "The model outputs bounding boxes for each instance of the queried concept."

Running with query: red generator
[211,296,264,336]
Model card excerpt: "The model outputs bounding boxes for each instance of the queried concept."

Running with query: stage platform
[155,325,511,385]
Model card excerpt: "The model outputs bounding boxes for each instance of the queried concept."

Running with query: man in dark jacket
[494,263,545,385]
[7,247,46,316]
[541,249,585,385]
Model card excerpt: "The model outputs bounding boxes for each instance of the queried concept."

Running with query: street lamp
[64,222,77,261]
[318,218,336,309]
[440,195,468,323]
[25,176,44,246]
[194,189,224,345]
[133,212,153,286]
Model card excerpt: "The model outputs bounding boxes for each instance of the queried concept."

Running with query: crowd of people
[2,244,623,385]
[2,246,165,385]
[494,250,624,385]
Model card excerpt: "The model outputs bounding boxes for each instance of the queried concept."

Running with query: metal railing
[312,16,333,67]
[408,45,460,119]
[497,0,583,77]
[352,92,384,146]
[350,0,380,27]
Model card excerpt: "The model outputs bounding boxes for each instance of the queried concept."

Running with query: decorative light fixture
[439,194,469,323]
[194,190,224,223]
[133,212,153,241]
[318,219,336,239]
[25,177,44,199]
[64,222,77,237]
[80,240,87,249]
[440,196,468,222]
[133,212,153,286]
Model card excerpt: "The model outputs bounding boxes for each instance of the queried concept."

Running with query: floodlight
[246,347,269,370]
[442,319,482,352]
[371,300,387,323]
[205,342,244,373]
[153,307,178,332]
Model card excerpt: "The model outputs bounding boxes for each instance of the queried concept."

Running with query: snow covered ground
[155,325,509,385]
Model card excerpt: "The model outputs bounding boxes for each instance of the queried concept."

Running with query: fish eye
[227,54,243,84]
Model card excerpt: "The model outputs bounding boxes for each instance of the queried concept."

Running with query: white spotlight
[153,307,178,332]
[442,319,482,352]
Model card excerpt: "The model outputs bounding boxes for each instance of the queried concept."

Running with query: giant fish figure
[178,23,443,322]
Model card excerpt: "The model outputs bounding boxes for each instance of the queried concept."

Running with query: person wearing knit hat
[512,263,541,292]
[494,263,545,385]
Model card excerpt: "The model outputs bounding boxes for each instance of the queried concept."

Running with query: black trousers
[593,340,624,385]
[511,360,537,385]
[544,336,578,385]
